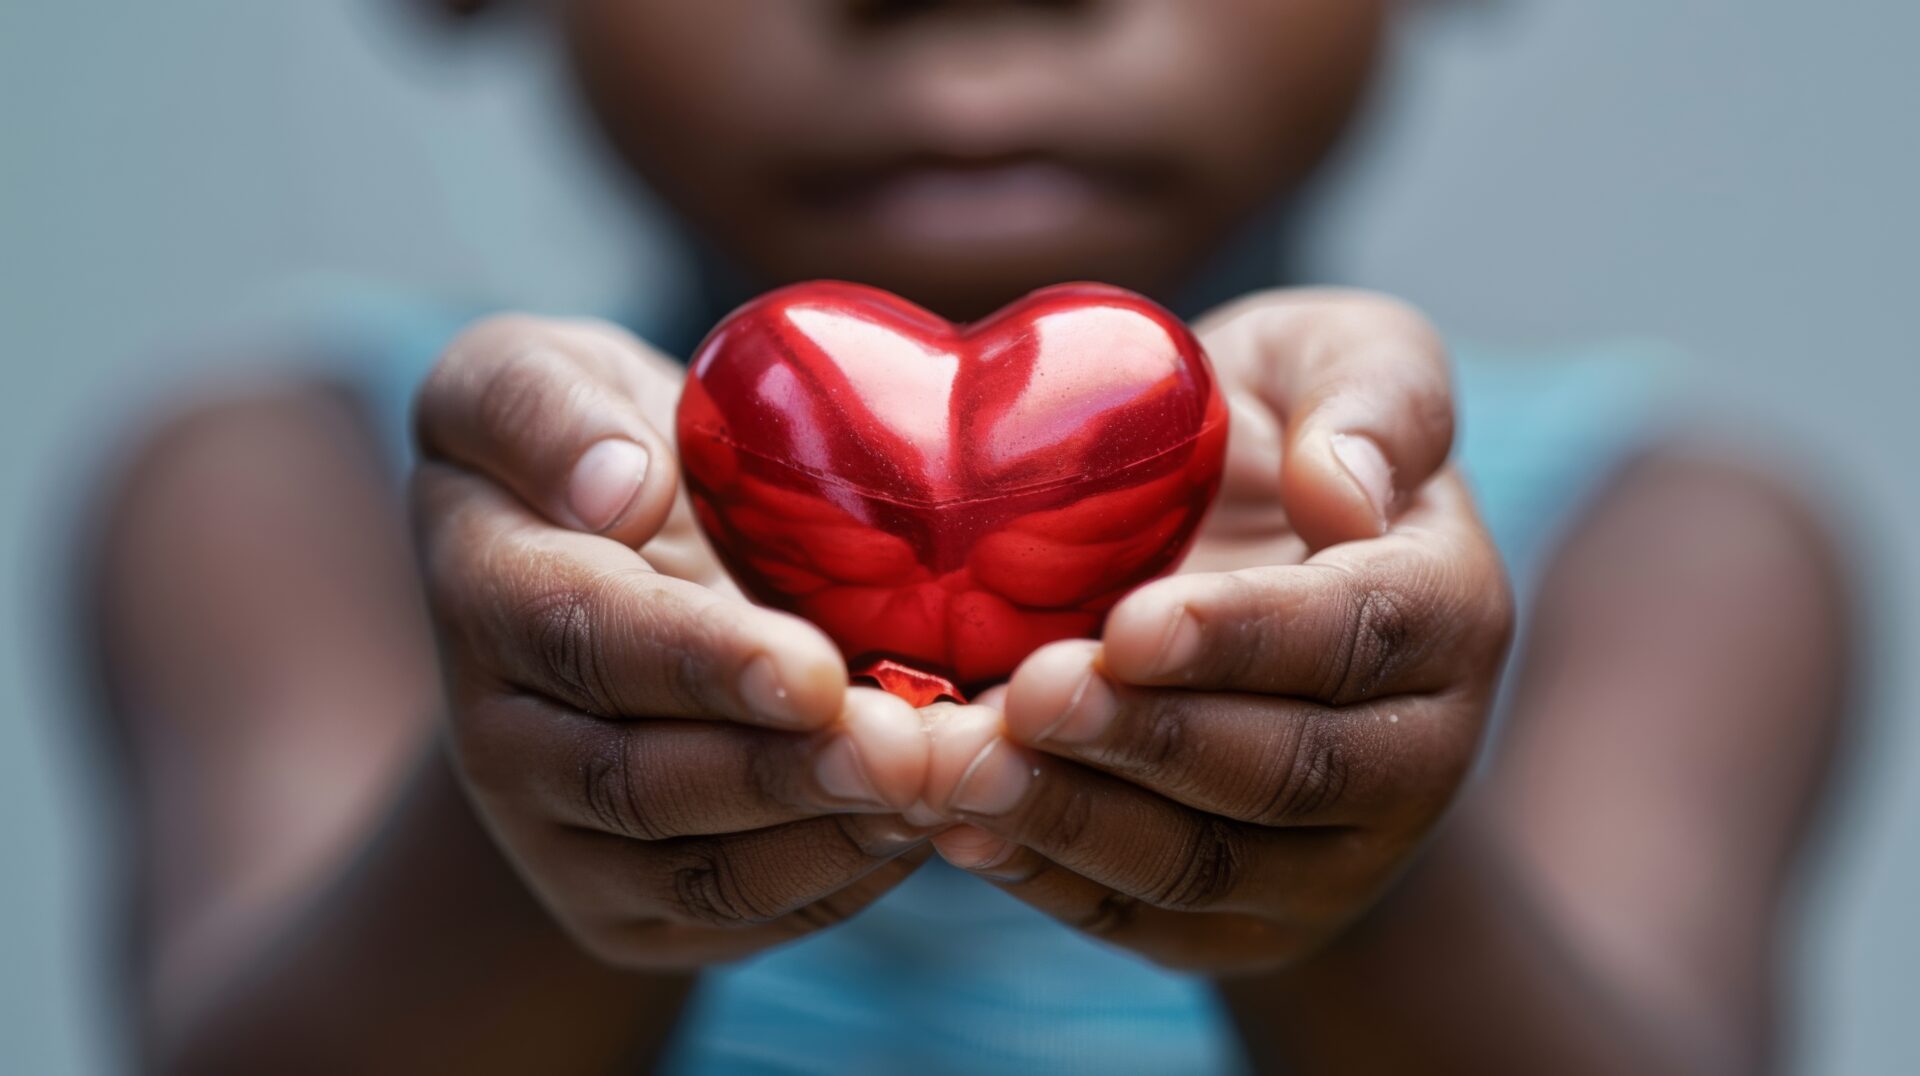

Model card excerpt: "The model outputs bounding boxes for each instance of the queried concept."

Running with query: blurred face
[550,0,1387,318]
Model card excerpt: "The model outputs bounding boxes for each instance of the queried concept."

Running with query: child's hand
[921,290,1513,973]
[412,316,933,970]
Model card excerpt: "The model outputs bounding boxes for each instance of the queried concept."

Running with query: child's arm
[97,379,724,1073]
[915,289,1846,1072]
[1233,453,1848,1075]
[94,383,696,1072]
[98,317,935,1074]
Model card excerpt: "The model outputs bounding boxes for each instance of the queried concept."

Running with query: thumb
[414,315,685,548]
[1197,289,1454,550]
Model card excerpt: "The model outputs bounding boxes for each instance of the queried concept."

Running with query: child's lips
[860,160,1104,244]
[775,143,1167,247]
[793,155,1166,248]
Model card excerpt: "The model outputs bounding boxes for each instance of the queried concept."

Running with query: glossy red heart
[676,281,1228,704]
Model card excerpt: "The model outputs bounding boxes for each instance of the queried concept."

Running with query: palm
[635,370,741,594]
[1181,385,1309,575]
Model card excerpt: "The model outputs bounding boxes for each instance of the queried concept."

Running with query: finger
[415,314,684,544]
[545,812,938,931]
[459,688,929,839]
[1100,471,1510,699]
[1001,642,1476,831]
[1197,289,1454,548]
[421,464,847,728]
[972,683,1011,710]
[929,832,1303,974]
[581,846,935,969]
[922,707,1360,918]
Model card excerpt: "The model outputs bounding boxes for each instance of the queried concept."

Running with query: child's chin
[820,252,1154,324]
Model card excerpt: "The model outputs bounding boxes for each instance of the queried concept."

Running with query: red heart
[677,281,1229,704]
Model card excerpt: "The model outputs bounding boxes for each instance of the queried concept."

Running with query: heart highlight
[677,281,1228,702]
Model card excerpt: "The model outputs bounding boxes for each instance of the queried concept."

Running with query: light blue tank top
[321,290,1678,1075]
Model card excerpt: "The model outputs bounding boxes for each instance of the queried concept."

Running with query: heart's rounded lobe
[677,281,1228,695]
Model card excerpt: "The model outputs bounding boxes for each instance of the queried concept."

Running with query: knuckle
[626,589,730,719]
[655,624,717,716]
[745,741,795,811]
[1123,693,1190,783]
[1201,572,1284,686]
[1322,573,1423,704]
[1032,780,1099,854]
[1253,714,1355,827]
[579,726,671,841]
[514,574,621,716]
[670,846,773,928]
[472,345,577,449]
[1146,816,1243,912]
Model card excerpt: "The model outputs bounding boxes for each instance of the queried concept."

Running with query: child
[95,2,1849,1072]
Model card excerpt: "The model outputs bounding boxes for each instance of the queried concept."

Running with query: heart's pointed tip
[854,659,966,709]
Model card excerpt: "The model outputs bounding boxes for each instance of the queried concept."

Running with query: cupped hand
[413,315,935,970]
[919,290,1514,973]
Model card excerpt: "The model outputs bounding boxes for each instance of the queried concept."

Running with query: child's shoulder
[90,279,483,643]
[1450,338,1844,636]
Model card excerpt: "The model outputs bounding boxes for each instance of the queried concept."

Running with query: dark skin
[560,0,1381,318]
[95,1,1849,1072]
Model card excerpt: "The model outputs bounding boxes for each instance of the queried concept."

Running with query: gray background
[2,2,1914,1072]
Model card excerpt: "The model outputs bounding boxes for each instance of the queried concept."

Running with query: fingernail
[902,800,947,827]
[950,740,1033,816]
[932,825,1015,871]
[738,654,807,728]
[814,737,886,807]
[1149,609,1203,680]
[1035,668,1118,745]
[1331,432,1394,528]
[856,817,940,857]
[568,439,649,532]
